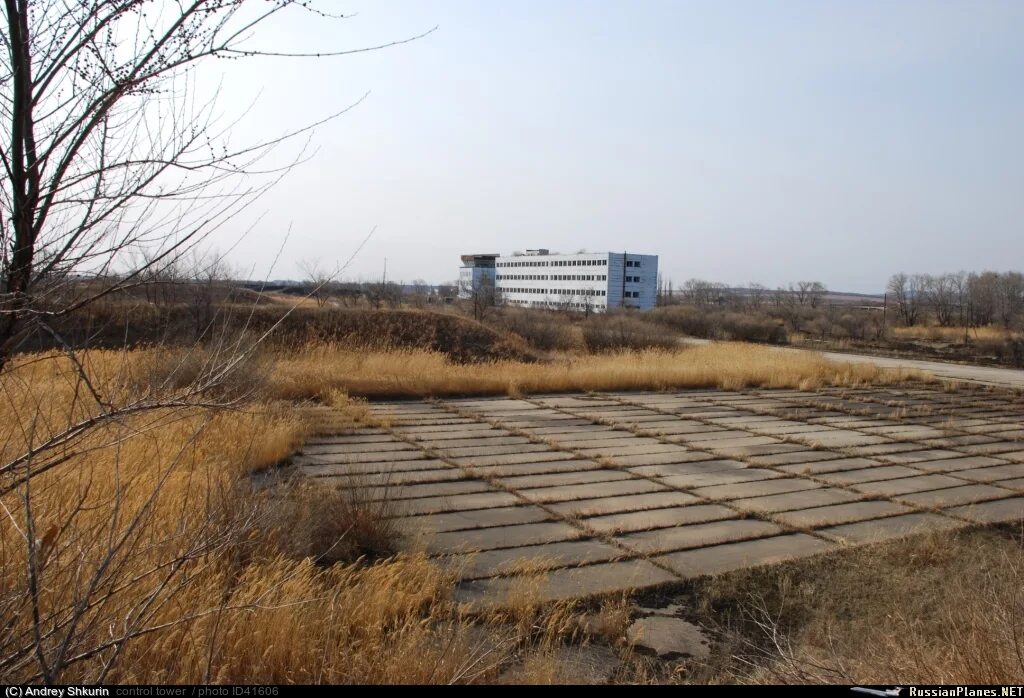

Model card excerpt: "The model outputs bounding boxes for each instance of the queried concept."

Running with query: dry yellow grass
[0,350,566,683]
[893,325,1017,342]
[693,528,1024,684]
[268,341,930,400]
[0,342,941,684]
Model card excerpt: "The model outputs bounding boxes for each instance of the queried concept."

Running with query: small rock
[635,603,684,618]
[626,616,711,661]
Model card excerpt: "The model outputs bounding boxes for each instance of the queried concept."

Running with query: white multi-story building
[458,249,658,311]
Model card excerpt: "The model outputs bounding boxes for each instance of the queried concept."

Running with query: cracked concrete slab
[615,519,784,555]
[441,539,625,580]
[773,500,912,528]
[731,487,862,514]
[454,559,680,607]
[547,491,701,517]
[398,505,552,534]
[583,504,736,534]
[819,512,962,544]
[654,534,835,579]
[296,385,1024,605]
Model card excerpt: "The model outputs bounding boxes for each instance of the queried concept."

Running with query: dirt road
[818,350,1024,389]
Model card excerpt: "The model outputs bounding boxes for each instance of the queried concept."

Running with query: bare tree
[888,273,924,326]
[683,278,728,307]
[407,279,431,308]
[995,272,1024,329]
[949,271,969,331]
[298,259,335,308]
[0,2,428,683]
[967,271,999,326]
[746,282,767,310]
[0,1,430,370]
[466,275,500,321]
[183,247,238,337]
[921,273,959,327]
[792,281,827,308]
[366,280,402,309]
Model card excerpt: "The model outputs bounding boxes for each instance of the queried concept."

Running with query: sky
[208,0,1024,293]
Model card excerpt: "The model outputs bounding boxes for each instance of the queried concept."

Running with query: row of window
[625,291,641,298]
[497,274,608,282]
[625,276,642,283]
[498,259,611,268]
[502,288,607,297]
[626,260,642,267]
[505,299,609,309]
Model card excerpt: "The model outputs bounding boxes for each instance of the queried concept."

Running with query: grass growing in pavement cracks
[0,350,585,683]
[269,341,931,400]
[685,526,1024,684]
[0,342,975,685]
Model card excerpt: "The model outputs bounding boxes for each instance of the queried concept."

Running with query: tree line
[888,272,1024,328]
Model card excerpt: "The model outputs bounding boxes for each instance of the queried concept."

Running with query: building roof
[460,253,499,263]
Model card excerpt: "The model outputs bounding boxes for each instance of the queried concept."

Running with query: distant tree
[466,275,500,321]
[408,279,432,308]
[949,271,969,330]
[298,259,335,308]
[967,271,999,326]
[746,283,767,310]
[683,279,729,307]
[184,249,237,337]
[995,272,1024,329]
[792,281,827,308]
[888,273,925,326]
[367,280,402,310]
[656,273,675,306]
[921,273,960,327]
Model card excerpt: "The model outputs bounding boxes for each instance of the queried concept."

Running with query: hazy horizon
[207,1,1024,294]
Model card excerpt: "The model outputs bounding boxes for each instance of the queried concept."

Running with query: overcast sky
[213,0,1024,293]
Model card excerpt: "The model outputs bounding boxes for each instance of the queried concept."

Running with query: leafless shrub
[581,314,678,352]
[262,480,402,565]
[650,306,787,344]
[495,309,579,351]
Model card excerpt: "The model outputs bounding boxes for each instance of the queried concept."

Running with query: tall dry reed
[268,341,930,400]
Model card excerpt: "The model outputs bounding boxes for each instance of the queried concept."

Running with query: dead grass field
[688,526,1024,684]
[0,349,622,683]
[0,341,981,685]
[892,325,1018,343]
[0,353,456,681]
[268,341,930,401]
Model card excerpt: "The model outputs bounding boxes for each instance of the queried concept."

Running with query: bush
[493,308,579,352]
[265,479,401,565]
[649,305,715,337]
[976,337,1024,367]
[129,343,272,400]
[650,306,787,344]
[580,313,678,352]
